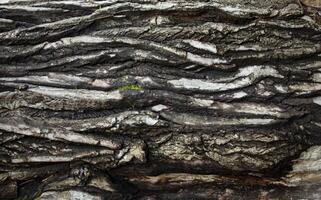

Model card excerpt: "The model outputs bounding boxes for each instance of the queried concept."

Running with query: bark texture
[0,0,321,199]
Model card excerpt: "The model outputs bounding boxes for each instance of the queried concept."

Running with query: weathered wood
[0,0,321,199]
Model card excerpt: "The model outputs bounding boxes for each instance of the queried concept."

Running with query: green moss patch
[118,84,142,91]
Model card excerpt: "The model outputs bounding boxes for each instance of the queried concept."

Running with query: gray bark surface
[0,0,321,199]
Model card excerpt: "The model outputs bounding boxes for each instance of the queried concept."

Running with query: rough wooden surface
[0,0,321,199]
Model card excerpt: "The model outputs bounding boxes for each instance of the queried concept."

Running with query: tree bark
[0,0,321,199]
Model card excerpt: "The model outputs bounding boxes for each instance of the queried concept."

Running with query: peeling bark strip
[0,0,321,199]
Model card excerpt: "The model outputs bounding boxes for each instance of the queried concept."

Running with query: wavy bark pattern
[0,0,321,199]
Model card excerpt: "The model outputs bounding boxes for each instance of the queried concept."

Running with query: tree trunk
[0,0,321,199]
